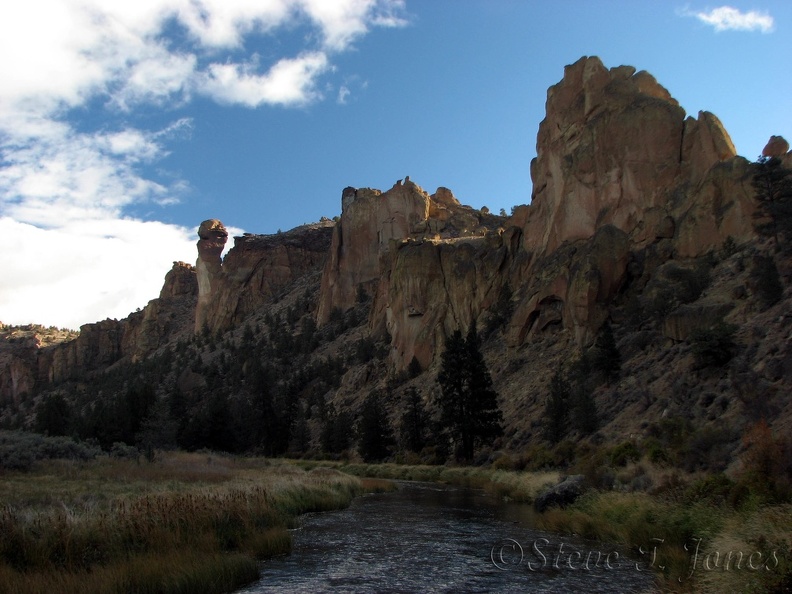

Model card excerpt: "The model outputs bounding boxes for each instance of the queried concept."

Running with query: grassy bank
[0,452,372,594]
[289,459,790,593]
[289,459,560,502]
[535,491,791,593]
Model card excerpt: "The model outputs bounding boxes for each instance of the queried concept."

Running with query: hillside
[1,56,791,472]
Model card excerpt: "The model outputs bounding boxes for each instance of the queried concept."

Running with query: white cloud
[681,5,774,33]
[337,85,352,104]
[197,52,330,107]
[0,0,408,328]
[0,217,197,330]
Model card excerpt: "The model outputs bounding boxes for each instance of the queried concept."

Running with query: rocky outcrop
[317,182,430,325]
[195,219,228,333]
[763,135,789,158]
[522,56,752,258]
[199,222,335,333]
[6,56,771,396]
[317,180,504,326]
[45,263,198,383]
[373,233,511,370]
[534,475,587,513]
[662,302,735,341]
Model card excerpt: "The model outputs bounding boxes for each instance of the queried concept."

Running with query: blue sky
[1,1,790,329]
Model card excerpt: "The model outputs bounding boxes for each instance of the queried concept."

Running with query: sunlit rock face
[522,55,752,259]
[195,219,228,333]
[319,56,762,368]
[317,181,432,326]
[762,135,789,158]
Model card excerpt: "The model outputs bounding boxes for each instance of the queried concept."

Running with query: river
[237,481,658,593]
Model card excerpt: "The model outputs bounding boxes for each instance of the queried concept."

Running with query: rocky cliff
[199,220,335,334]
[0,261,197,401]
[316,56,769,369]
[3,56,791,452]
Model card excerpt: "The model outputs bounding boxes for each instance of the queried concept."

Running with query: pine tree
[753,156,792,252]
[543,370,570,444]
[592,322,621,385]
[400,387,427,453]
[751,254,783,310]
[436,325,503,461]
[357,391,394,462]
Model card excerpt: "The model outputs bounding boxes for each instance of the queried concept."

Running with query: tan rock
[524,56,744,259]
[762,135,790,158]
[526,56,687,254]
[195,219,228,333]
[200,222,334,332]
[317,182,432,325]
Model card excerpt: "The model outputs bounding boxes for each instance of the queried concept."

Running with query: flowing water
[238,482,658,593]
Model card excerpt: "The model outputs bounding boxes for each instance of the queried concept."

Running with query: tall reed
[0,454,365,594]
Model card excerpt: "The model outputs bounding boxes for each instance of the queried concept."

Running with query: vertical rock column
[195,219,228,333]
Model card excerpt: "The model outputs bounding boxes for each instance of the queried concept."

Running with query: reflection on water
[238,482,657,593]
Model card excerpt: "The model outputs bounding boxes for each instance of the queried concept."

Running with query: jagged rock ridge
[2,56,791,455]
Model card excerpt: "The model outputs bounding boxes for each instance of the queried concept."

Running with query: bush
[721,235,738,259]
[683,473,737,507]
[0,431,101,471]
[689,321,738,368]
[610,441,641,467]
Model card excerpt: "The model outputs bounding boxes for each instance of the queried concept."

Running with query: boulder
[763,135,790,158]
[534,475,587,513]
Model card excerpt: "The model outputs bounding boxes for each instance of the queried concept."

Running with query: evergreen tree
[407,356,423,378]
[543,370,570,444]
[399,387,427,453]
[753,156,792,252]
[321,406,354,454]
[35,393,71,437]
[357,391,394,462]
[751,254,783,310]
[436,325,503,461]
[570,386,598,436]
[592,322,621,385]
[289,408,311,455]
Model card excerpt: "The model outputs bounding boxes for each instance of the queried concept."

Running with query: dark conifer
[436,325,503,461]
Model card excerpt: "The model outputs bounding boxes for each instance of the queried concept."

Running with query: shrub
[721,235,738,259]
[610,441,641,467]
[683,473,737,506]
[0,431,101,471]
[689,321,738,368]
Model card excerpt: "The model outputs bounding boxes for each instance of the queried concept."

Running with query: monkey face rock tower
[195,219,228,333]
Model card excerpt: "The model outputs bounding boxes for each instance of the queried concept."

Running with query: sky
[0,1,790,330]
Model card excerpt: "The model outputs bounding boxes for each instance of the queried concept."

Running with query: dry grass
[697,504,792,594]
[0,452,366,594]
[533,490,792,593]
[290,459,559,502]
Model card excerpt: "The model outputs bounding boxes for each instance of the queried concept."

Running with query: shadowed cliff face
[197,221,336,334]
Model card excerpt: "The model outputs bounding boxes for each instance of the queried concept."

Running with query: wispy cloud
[680,5,775,33]
[0,0,408,328]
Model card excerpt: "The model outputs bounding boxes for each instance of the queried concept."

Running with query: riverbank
[287,459,791,593]
[289,459,560,502]
[0,452,387,594]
